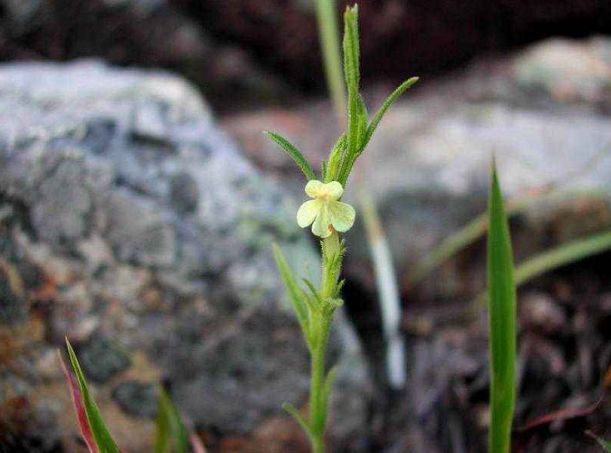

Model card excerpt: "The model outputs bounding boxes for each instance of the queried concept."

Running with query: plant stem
[304,231,342,453]
[308,318,330,452]
[315,0,346,125]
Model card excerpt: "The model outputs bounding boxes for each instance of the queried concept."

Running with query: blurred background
[0,0,610,452]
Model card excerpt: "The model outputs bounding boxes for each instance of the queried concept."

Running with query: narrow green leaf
[342,5,360,96]
[325,133,347,182]
[474,228,611,308]
[272,244,309,331]
[364,77,418,148]
[515,230,611,287]
[154,389,170,453]
[264,131,316,180]
[65,339,121,453]
[282,402,313,437]
[155,388,189,453]
[487,163,517,453]
[341,5,362,186]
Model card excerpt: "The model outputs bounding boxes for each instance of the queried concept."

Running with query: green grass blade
[154,389,170,453]
[156,388,189,453]
[65,339,121,453]
[272,244,309,332]
[515,230,611,286]
[364,77,418,148]
[413,189,607,286]
[487,163,517,453]
[264,131,316,181]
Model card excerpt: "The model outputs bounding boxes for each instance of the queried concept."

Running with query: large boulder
[0,61,370,451]
[0,0,292,112]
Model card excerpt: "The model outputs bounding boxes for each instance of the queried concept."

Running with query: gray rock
[0,61,370,450]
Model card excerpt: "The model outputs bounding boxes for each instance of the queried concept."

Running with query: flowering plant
[266,5,417,452]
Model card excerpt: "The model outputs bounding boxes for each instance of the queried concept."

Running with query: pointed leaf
[65,339,121,453]
[154,389,170,453]
[272,244,309,331]
[282,402,312,437]
[264,131,316,180]
[487,163,517,453]
[156,388,189,453]
[325,134,347,182]
[364,77,418,148]
[342,5,360,95]
[58,351,98,453]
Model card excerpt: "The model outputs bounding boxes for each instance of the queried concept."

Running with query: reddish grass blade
[58,350,98,453]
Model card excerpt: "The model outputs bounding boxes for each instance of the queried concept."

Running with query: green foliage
[268,4,417,452]
[514,230,611,286]
[487,163,516,453]
[155,388,190,453]
[64,339,121,453]
[264,131,316,180]
[272,243,310,335]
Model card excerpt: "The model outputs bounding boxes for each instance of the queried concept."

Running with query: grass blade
[412,189,606,286]
[156,388,189,453]
[58,351,98,453]
[514,230,611,286]
[264,131,317,181]
[487,163,517,453]
[65,339,121,453]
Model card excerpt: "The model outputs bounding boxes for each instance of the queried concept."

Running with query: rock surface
[224,36,611,299]
[0,61,370,451]
[0,0,294,112]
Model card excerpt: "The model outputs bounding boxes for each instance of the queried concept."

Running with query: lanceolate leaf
[272,244,309,333]
[487,163,517,453]
[264,131,316,181]
[65,339,121,453]
[364,77,419,148]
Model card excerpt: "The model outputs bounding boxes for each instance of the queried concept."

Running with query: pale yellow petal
[325,181,344,201]
[305,180,324,198]
[311,205,332,238]
[328,201,355,233]
[296,199,321,228]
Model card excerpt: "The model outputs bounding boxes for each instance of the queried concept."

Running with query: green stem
[315,0,346,125]
[308,319,330,451]
[305,231,341,453]
[321,232,341,299]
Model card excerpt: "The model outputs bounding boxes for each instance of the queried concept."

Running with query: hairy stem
[305,231,342,453]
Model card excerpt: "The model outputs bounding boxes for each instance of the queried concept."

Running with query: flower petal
[328,201,355,232]
[312,204,332,238]
[325,181,344,201]
[296,199,320,228]
[305,180,324,198]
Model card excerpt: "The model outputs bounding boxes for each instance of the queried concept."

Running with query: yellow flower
[296,180,355,238]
